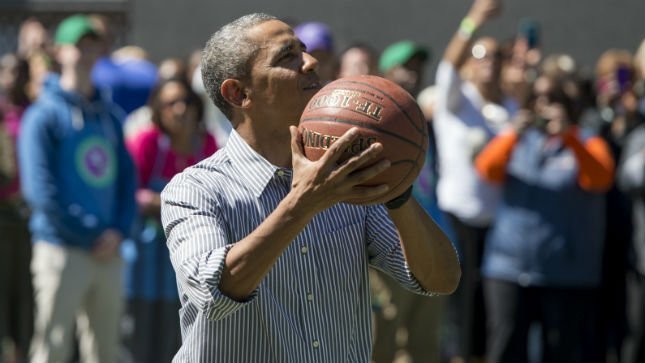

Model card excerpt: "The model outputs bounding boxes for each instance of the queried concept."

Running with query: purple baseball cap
[294,22,334,53]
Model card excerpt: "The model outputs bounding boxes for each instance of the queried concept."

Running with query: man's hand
[92,228,122,261]
[467,0,503,27]
[289,126,391,213]
[218,127,391,301]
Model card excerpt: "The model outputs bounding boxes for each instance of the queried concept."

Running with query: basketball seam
[390,160,416,193]
[327,80,427,136]
[337,80,428,196]
[303,76,428,203]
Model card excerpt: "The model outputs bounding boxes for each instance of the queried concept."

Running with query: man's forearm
[218,192,316,301]
[388,199,461,294]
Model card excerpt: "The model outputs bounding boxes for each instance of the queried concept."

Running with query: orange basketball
[298,75,428,205]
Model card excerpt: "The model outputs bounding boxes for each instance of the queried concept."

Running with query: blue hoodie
[18,73,137,249]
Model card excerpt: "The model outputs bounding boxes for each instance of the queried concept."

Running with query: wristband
[385,186,413,210]
[458,17,477,40]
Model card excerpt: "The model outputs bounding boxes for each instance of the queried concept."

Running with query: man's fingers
[319,127,359,165]
[347,158,391,185]
[348,184,391,203]
[338,142,385,176]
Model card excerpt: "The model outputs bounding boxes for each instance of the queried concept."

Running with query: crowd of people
[0,0,644,362]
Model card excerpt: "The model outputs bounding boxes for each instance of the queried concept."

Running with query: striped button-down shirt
[161,130,434,363]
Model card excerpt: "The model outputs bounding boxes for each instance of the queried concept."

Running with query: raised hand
[289,126,391,212]
[467,0,503,26]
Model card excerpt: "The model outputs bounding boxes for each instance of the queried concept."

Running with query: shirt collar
[226,129,292,197]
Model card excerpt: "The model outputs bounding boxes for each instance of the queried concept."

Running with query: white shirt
[160,130,434,362]
[433,61,518,226]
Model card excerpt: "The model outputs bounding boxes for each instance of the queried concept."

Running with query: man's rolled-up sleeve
[161,172,257,321]
[365,205,437,296]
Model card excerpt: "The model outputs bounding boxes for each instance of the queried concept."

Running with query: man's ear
[221,79,251,109]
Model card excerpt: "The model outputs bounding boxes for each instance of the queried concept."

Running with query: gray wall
[129,0,645,85]
[2,1,642,85]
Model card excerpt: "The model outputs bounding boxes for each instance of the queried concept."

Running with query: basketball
[298,75,428,204]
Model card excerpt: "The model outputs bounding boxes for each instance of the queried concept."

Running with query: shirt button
[276,170,285,177]
[312,340,320,348]
[301,246,308,255]
[307,293,314,302]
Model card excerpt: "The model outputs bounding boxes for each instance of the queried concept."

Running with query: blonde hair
[595,49,634,79]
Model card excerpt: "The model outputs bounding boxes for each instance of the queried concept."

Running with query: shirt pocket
[317,222,366,291]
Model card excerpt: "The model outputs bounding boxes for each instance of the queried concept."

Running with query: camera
[533,115,549,130]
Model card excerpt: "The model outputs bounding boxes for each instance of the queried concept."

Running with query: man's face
[76,36,103,69]
[245,20,322,124]
[468,38,502,85]
[56,35,103,71]
[385,54,425,96]
[532,77,570,135]
[339,48,376,78]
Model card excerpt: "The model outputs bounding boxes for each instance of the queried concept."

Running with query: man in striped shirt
[161,13,461,362]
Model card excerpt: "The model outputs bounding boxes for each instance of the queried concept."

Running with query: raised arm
[562,129,615,192]
[443,0,502,70]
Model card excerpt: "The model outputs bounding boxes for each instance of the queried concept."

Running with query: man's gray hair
[201,13,278,120]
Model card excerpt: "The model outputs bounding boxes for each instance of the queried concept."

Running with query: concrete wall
[129,0,645,85]
[2,0,643,86]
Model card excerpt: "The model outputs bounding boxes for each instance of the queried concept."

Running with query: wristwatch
[385,186,413,210]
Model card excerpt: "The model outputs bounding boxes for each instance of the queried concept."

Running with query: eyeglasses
[161,97,192,108]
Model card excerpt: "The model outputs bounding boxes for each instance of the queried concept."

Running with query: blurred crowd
[0,0,644,362]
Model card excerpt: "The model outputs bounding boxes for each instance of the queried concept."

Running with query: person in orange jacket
[475,74,614,363]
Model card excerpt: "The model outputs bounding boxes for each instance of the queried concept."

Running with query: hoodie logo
[76,136,116,188]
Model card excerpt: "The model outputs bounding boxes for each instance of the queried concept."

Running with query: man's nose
[302,52,319,73]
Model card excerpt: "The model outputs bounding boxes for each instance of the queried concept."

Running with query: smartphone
[518,18,540,49]
[616,66,632,93]
[533,115,549,130]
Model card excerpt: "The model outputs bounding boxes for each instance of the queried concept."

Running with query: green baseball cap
[54,15,98,45]
[379,40,430,73]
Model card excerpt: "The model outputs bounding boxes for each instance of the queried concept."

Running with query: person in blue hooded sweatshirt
[17,15,137,363]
